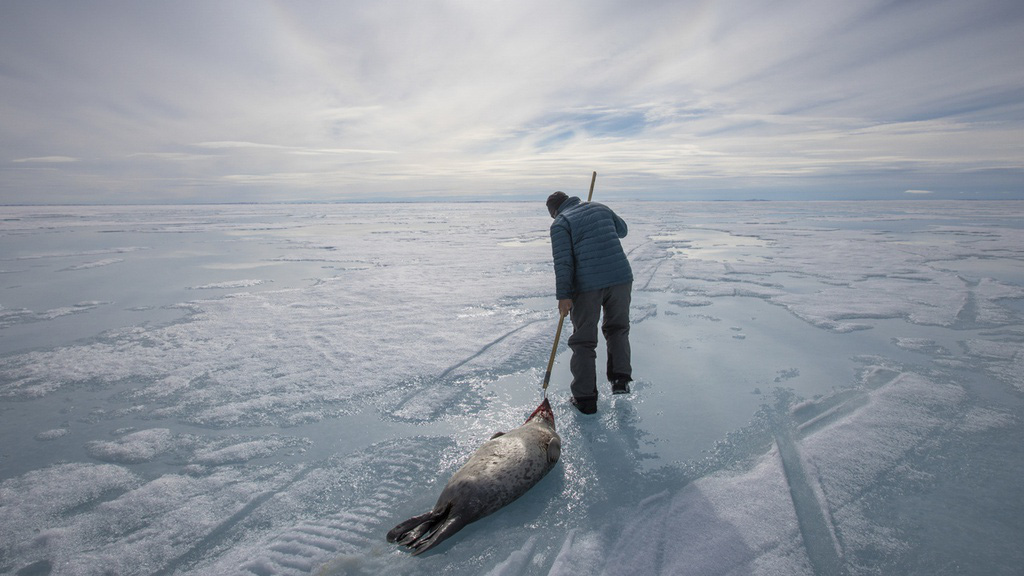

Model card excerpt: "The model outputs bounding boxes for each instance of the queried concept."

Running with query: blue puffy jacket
[550,196,633,300]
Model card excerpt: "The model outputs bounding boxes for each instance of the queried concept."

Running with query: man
[547,190,633,415]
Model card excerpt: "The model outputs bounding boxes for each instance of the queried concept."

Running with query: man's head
[546,191,569,218]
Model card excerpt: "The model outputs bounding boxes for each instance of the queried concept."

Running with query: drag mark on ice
[437,317,547,380]
[773,424,846,576]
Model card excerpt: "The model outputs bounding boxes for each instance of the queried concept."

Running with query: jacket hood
[555,196,582,217]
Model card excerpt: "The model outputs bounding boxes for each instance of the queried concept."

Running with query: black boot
[570,395,597,415]
[612,378,631,395]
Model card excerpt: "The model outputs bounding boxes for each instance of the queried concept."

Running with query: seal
[387,398,561,555]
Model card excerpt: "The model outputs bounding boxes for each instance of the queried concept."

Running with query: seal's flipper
[409,513,467,556]
[387,503,449,544]
[546,436,561,463]
[387,502,465,554]
[387,514,430,545]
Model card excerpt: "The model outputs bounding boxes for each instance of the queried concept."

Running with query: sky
[1,0,1022,204]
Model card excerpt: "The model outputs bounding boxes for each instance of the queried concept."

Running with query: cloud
[193,141,395,156]
[905,190,934,195]
[1,0,1022,203]
[12,156,79,163]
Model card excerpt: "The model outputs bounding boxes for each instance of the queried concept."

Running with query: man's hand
[558,298,573,317]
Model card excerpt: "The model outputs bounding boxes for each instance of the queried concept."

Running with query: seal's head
[527,398,555,429]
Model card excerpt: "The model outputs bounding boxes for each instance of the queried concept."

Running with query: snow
[1,201,1022,575]
[86,428,174,464]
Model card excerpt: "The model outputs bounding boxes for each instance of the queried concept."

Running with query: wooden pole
[543,171,597,398]
[541,314,565,398]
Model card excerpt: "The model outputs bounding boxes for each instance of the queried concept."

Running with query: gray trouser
[568,282,632,399]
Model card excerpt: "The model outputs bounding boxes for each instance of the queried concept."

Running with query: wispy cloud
[13,156,79,164]
[1,0,1021,203]
[194,141,395,156]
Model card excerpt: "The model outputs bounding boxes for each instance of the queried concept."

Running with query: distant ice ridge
[188,279,267,290]
[0,301,111,330]
[61,258,125,271]
[2,246,149,261]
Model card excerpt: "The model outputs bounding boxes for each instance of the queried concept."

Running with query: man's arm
[613,211,628,238]
[550,222,574,301]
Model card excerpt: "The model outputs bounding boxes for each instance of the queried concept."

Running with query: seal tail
[386,502,465,555]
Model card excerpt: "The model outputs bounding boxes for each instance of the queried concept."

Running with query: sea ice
[0,201,1021,575]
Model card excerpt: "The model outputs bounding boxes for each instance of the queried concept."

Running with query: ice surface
[1,201,1022,575]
